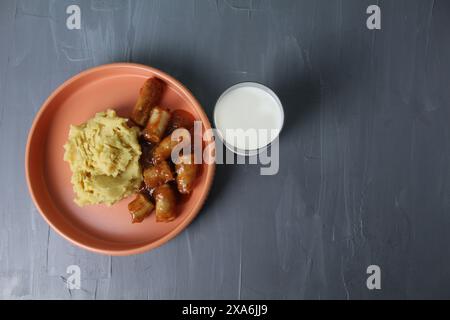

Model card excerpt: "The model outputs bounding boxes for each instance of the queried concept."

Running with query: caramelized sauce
[167,109,196,133]
[133,109,197,222]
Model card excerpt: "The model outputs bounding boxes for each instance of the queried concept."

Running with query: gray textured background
[1,0,450,299]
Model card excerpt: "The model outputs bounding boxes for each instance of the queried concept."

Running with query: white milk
[214,82,284,155]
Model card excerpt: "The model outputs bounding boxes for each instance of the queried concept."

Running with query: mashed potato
[64,109,142,206]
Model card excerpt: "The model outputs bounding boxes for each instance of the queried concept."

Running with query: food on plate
[131,77,165,126]
[175,154,198,194]
[151,127,191,163]
[143,160,174,189]
[64,76,201,223]
[128,193,155,223]
[142,106,171,143]
[151,135,181,163]
[134,100,197,223]
[153,184,177,222]
[63,109,142,206]
[167,109,196,133]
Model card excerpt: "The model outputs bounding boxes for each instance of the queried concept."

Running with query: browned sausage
[143,160,174,189]
[142,106,171,143]
[167,109,196,133]
[128,193,155,223]
[152,135,177,163]
[131,78,164,127]
[152,129,190,163]
[153,184,177,222]
[175,154,198,194]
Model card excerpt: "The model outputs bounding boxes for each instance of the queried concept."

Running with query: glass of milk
[213,82,284,156]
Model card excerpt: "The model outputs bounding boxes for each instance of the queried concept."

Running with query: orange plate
[25,63,215,256]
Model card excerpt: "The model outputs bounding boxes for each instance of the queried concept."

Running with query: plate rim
[25,62,216,256]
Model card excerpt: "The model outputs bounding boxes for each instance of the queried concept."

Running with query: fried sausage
[175,154,198,194]
[152,135,177,163]
[152,129,191,163]
[143,160,174,189]
[167,109,196,133]
[153,184,177,222]
[131,78,164,127]
[143,106,171,143]
[128,193,155,223]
